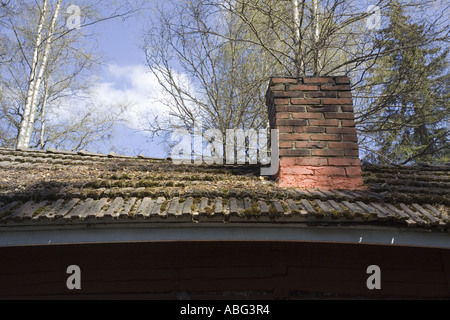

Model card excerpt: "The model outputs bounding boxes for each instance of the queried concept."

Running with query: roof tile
[0,148,447,232]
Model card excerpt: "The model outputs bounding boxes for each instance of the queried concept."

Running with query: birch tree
[0,0,138,150]
[143,0,276,142]
[0,1,11,63]
[16,0,63,149]
[144,0,449,164]
[142,0,388,141]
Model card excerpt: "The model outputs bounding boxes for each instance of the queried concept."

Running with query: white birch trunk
[312,0,321,75]
[39,77,50,149]
[291,0,303,75]
[22,0,63,148]
[17,0,49,149]
[292,0,301,45]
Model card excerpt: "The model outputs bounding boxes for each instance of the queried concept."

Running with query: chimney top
[267,76,364,190]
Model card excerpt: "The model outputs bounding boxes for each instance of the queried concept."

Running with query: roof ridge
[0,147,167,161]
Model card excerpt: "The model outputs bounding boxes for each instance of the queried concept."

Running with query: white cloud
[92,63,170,131]
[91,63,203,136]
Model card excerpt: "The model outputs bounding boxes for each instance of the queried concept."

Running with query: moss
[128,201,139,217]
[85,180,103,188]
[269,205,278,216]
[310,202,325,218]
[137,180,160,188]
[251,203,261,215]
[112,180,134,188]
[0,203,22,219]
[243,208,254,215]
[33,206,48,217]
[81,189,103,200]
[329,209,343,220]
[342,207,355,220]
[204,207,214,215]
[160,201,169,213]
[134,188,155,198]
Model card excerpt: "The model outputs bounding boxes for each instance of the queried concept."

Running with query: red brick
[295,158,328,166]
[278,175,364,189]
[341,106,354,112]
[310,134,342,141]
[271,84,286,91]
[346,166,363,177]
[304,77,335,84]
[335,77,351,84]
[305,127,326,134]
[291,98,321,105]
[328,158,361,166]
[274,98,290,105]
[281,166,315,176]
[338,91,353,98]
[276,119,308,126]
[312,149,345,157]
[286,106,307,113]
[279,126,294,133]
[323,98,353,105]
[279,141,294,149]
[345,149,360,157]
[280,158,296,166]
[307,105,339,113]
[274,91,304,98]
[343,134,359,142]
[275,106,288,112]
[293,126,305,133]
[280,149,312,157]
[324,112,354,120]
[341,120,356,127]
[321,84,351,91]
[328,142,359,149]
[309,119,340,127]
[272,78,298,84]
[292,113,323,120]
[279,133,310,141]
[326,127,357,135]
[295,141,326,149]
[276,112,290,119]
[304,91,337,98]
[314,166,346,176]
[289,85,319,91]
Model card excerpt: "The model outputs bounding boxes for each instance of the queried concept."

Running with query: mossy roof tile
[0,148,448,232]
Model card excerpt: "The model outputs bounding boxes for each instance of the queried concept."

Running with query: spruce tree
[364,1,449,164]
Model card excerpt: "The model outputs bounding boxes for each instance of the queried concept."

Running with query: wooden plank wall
[0,241,449,299]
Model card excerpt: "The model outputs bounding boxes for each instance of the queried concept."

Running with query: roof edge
[0,223,449,249]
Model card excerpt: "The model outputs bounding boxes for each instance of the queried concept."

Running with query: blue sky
[82,0,448,159]
[91,12,169,158]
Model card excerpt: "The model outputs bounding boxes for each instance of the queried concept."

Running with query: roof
[0,148,449,246]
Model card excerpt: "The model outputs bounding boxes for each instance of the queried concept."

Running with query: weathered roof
[0,148,448,233]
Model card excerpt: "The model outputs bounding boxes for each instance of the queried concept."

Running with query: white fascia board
[0,223,449,249]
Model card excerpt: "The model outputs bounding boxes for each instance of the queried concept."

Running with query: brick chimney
[267,76,364,190]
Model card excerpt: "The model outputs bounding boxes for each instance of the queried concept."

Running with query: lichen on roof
[0,148,448,230]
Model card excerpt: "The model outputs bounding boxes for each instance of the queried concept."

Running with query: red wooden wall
[1,241,449,299]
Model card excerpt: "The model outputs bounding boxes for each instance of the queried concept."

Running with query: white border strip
[0,224,449,248]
